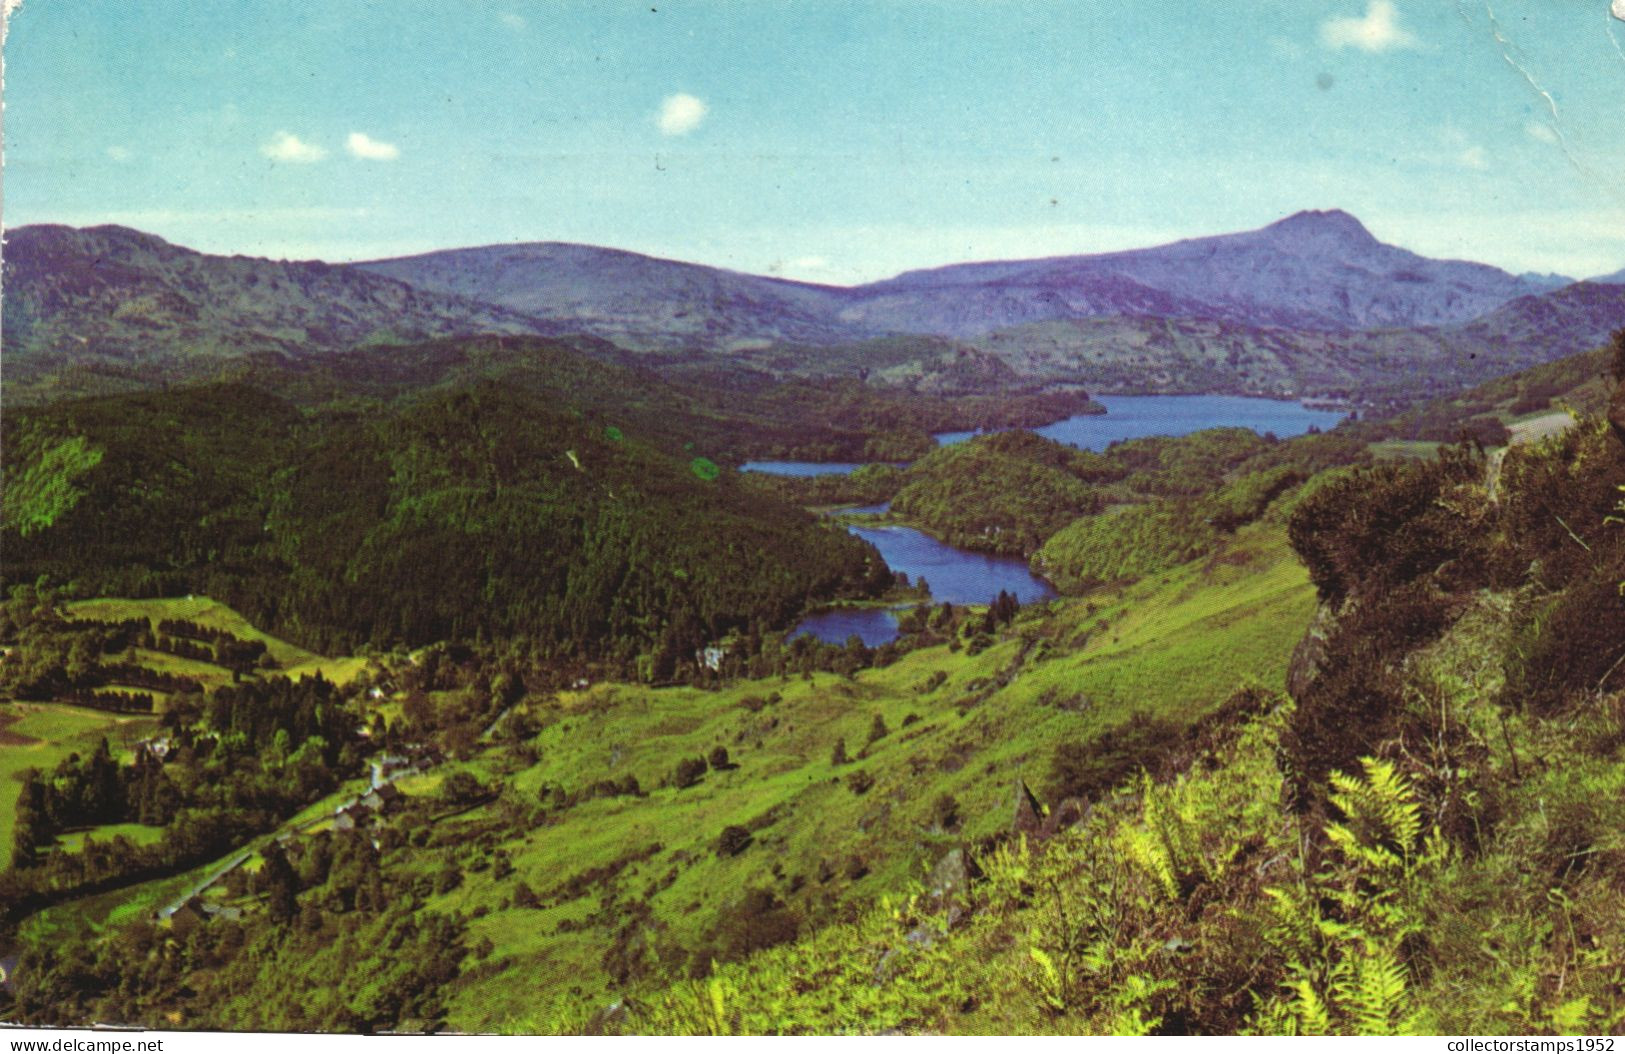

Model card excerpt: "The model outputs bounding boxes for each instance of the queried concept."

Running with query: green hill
[0,378,890,664]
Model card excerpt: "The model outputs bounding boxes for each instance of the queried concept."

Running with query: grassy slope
[586,581,1625,1036]
[425,523,1312,1028]
[66,596,370,688]
[10,523,1313,1029]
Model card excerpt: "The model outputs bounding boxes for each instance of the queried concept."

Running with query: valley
[3,211,1624,1035]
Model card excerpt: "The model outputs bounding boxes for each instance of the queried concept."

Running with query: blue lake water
[849,525,1055,606]
[935,394,1347,450]
[785,394,1343,645]
[790,607,902,647]
[791,522,1055,644]
[741,460,869,476]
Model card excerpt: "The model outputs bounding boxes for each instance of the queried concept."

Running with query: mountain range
[355,209,1573,345]
[5,209,1622,405]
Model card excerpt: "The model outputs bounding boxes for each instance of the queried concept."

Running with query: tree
[707,745,732,771]
[259,842,299,924]
[865,712,889,747]
[830,738,849,766]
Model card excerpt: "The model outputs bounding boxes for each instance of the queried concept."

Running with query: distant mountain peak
[1259,209,1378,248]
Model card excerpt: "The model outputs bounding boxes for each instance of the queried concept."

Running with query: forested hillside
[0,380,890,668]
[6,383,1623,1033]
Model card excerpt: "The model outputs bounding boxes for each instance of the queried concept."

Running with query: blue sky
[5,0,1624,282]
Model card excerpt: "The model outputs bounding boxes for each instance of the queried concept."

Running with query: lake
[785,394,1343,645]
[933,394,1347,449]
[791,522,1055,645]
[741,460,869,476]
[789,607,903,647]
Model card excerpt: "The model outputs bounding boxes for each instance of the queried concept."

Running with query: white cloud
[1525,121,1559,144]
[658,93,708,136]
[498,12,526,31]
[346,132,400,161]
[1320,1,1418,53]
[261,131,328,163]
[1457,145,1488,170]
[106,146,132,163]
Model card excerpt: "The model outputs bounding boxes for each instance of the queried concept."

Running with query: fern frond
[1337,940,1410,1036]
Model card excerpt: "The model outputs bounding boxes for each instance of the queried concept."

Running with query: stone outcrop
[1286,600,1341,701]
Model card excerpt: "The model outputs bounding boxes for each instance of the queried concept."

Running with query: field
[2,596,369,869]
[65,595,371,686]
[0,703,157,868]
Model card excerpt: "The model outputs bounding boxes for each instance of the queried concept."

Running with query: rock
[1286,601,1340,701]
[1013,780,1045,836]
[928,847,982,903]
[873,948,900,985]
[905,924,938,949]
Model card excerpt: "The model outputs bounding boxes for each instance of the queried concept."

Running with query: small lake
[790,607,902,647]
[849,525,1055,606]
[784,394,1342,645]
[934,394,1346,450]
[791,522,1055,645]
[742,460,869,476]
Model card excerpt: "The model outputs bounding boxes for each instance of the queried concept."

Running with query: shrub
[846,769,875,795]
[1047,713,1184,803]
[672,756,708,789]
[1503,571,1625,715]
[1288,446,1484,602]
[1280,583,1454,803]
[711,887,799,962]
[708,746,732,770]
[715,825,753,858]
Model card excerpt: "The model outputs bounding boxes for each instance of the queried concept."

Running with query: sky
[4,0,1624,283]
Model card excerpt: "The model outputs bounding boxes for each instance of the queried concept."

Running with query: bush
[672,756,708,789]
[1504,571,1625,715]
[1047,714,1184,803]
[711,887,799,962]
[1288,445,1485,602]
[1279,582,1455,803]
[715,825,753,858]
